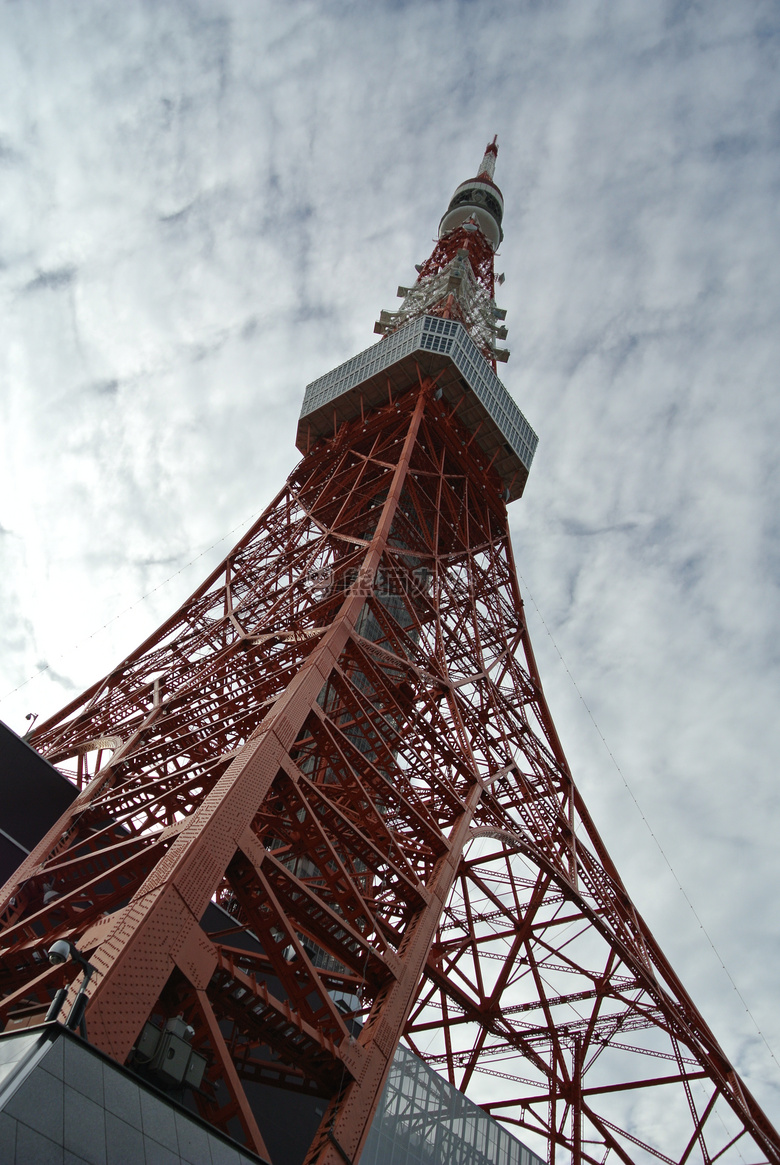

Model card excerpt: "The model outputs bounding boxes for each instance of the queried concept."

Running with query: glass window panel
[361,1043,544,1165]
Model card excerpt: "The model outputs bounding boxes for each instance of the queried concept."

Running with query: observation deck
[297,315,538,500]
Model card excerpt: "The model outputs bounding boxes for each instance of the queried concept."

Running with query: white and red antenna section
[375,137,509,369]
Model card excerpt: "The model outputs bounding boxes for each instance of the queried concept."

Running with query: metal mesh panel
[300,317,538,476]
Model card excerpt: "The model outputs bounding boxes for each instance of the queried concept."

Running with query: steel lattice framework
[0,145,778,1165]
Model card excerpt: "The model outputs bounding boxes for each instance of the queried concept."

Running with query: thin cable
[517,571,780,1077]
[2,505,264,703]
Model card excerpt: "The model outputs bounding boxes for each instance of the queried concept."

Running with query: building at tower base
[0,1022,545,1165]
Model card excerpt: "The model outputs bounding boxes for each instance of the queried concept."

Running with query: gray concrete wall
[0,1025,267,1165]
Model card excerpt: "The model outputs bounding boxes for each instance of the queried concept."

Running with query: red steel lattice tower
[1,141,779,1165]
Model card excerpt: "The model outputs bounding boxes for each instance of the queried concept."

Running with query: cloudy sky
[1,0,779,1132]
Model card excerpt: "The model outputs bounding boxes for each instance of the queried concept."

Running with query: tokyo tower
[0,139,778,1165]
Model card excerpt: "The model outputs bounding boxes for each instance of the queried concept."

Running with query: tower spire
[475,133,499,181]
[375,138,509,368]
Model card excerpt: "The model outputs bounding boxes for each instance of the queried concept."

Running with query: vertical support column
[76,390,431,1103]
[572,1034,582,1165]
